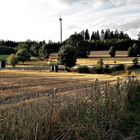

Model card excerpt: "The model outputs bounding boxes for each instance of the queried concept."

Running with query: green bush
[132,57,138,66]
[95,67,104,74]
[128,46,137,57]
[7,54,18,67]
[77,66,90,73]
[96,58,104,68]
[109,46,116,57]
[111,64,125,72]
[104,65,112,73]
[89,67,96,74]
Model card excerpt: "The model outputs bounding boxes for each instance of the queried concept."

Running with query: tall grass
[0,77,140,140]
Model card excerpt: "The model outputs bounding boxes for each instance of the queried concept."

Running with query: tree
[0,46,15,55]
[128,47,137,57]
[15,42,30,52]
[85,29,90,40]
[138,32,140,41]
[38,44,50,59]
[91,31,100,41]
[30,43,40,57]
[101,29,105,41]
[67,33,90,58]
[109,46,116,57]
[7,54,18,67]
[16,49,31,63]
[97,58,104,68]
[104,29,111,40]
[57,45,77,68]
[133,43,140,56]
[114,29,119,39]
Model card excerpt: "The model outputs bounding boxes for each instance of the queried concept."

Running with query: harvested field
[0,70,119,106]
[1,70,139,107]
[77,51,140,65]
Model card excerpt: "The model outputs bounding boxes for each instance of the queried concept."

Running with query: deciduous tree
[7,54,18,67]
[57,45,77,68]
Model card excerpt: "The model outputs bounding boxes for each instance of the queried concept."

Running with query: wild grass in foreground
[0,77,140,140]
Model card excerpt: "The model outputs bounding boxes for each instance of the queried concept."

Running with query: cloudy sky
[0,0,140,42]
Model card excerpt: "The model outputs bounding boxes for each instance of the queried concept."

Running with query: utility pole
[59,17,62,43]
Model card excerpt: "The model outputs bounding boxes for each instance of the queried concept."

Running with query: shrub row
[77,64,125,74]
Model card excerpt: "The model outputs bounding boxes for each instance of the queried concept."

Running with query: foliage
[7,54,18,67]
[138,32,140,41]
[0,40,18,48]
[0,46,15,55]
[111,64,125,72]
[128,46,137,57]
[91,30,100,41]
[0,55,9,61]
[66,33,90,58]
[30,43,40,57]
[38,44,50,59]
[85,29,90,40]
[15,42,31,52]
[133,43,140,56]
[57,45,77,68]
[96,58,104,68]
[16,49,31,63]
[77,66,90,73]
[132,57,139,66]
[109,46,116,57]
[0,78,140,140]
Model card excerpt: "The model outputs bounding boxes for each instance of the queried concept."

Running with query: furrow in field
[0,82,93,106]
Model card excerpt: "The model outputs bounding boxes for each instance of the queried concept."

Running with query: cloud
[56,0,140,6]
[119,18,140,31]
[67,25,78,30]
[55,0,84,5]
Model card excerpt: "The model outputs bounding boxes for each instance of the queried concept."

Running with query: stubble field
[0,70,119,106]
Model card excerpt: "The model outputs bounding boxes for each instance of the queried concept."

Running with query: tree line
[82,29,130,41]
[0,30,140,67]
[0,30,140,57]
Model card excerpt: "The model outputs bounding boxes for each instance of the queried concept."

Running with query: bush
[104,65,112,73]
[96,58,104,68]
[89,67,96,74]
[109,46,116,57]
[7,54,18,67]
[77,66,90,73]
[95,67,104,74]
[111,64,125,72]
[132,57,138,66]
[128,46,137,57]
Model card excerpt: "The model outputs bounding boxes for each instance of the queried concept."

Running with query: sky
[0,0,140,42]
